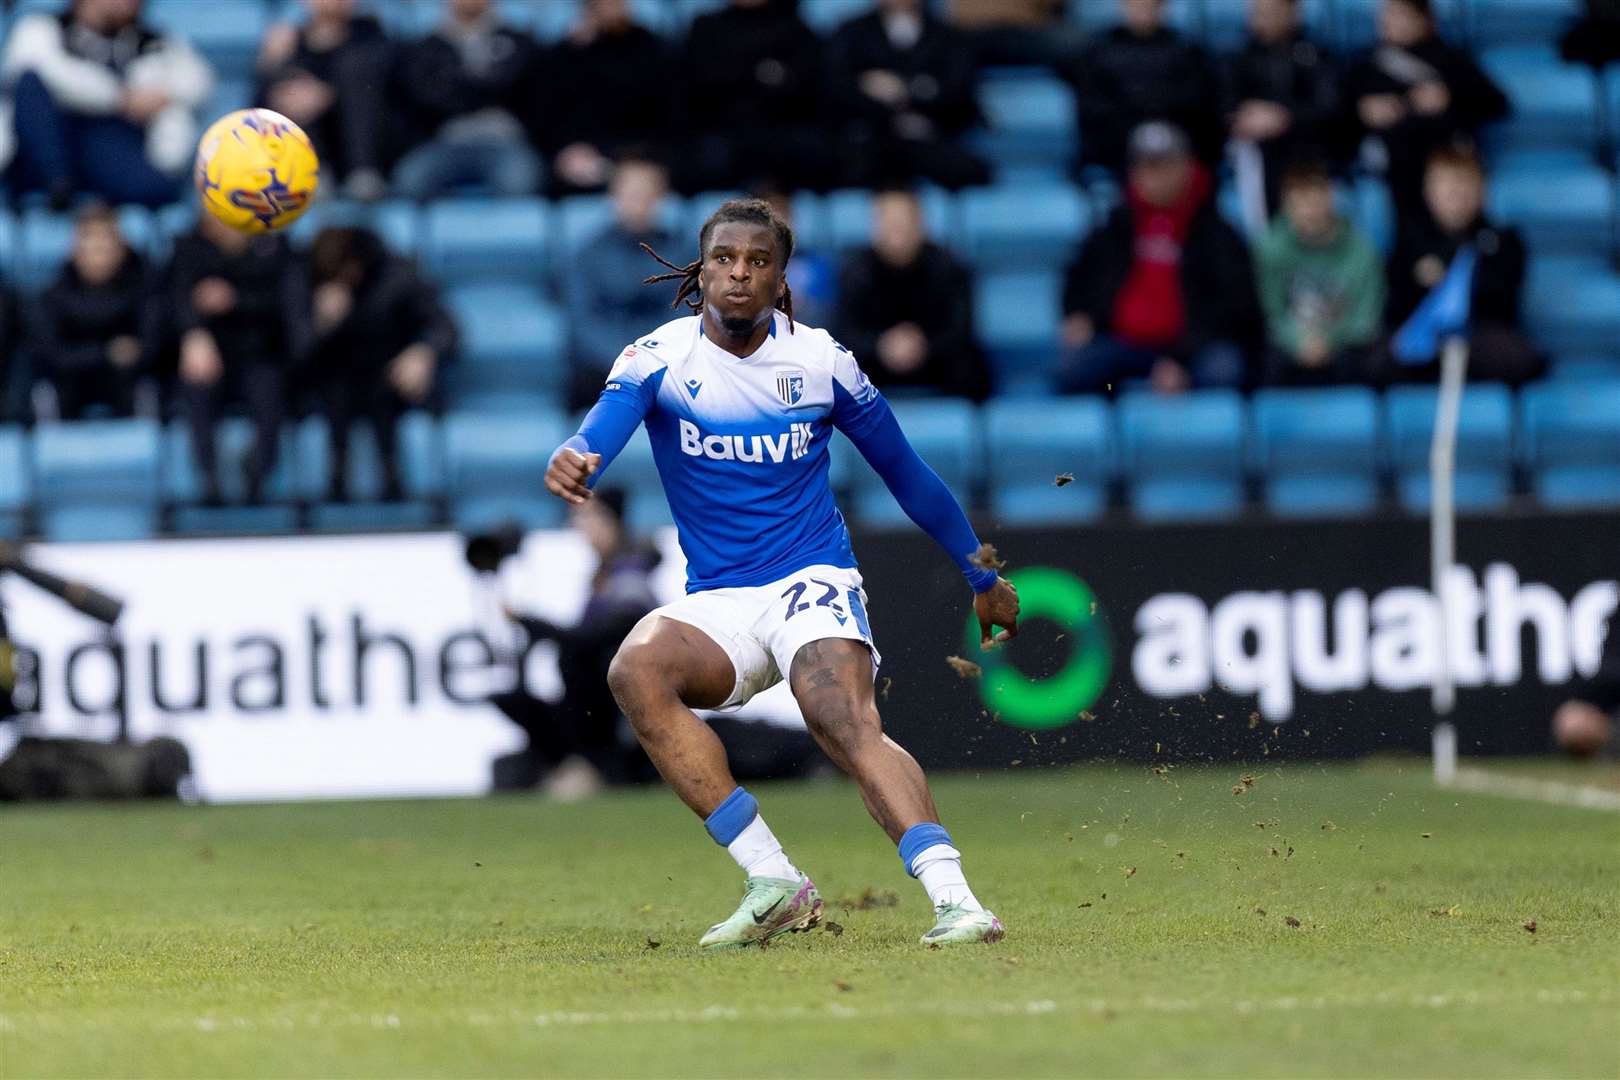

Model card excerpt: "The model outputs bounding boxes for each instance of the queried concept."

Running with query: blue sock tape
[704,787,758,847]
[897,822,953,877]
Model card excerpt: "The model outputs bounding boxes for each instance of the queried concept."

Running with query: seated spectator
[1377,143,1542,386]
[762,189,837,332]
[1221,0,1340,221]
[1062,0,1222,176]
[257,0,394,201]
[306,227,456,503]
[1344,0,1507,216]
[676,0,833,193]
[0,0,213,209]
[1058,123,1261,395]
[392,0,540,201]
[32,204,160,420]
[543,0,674,195]
[837,189,989,400]
[825,0,988,191]
[949,0,1079,69]
[169,212,309,505]
[564,155,679,411]
[1256,162,1384,386]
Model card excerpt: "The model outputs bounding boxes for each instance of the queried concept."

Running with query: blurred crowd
[0,0,1584,502]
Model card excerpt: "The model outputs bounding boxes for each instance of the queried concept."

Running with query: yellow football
[194,108,320,234]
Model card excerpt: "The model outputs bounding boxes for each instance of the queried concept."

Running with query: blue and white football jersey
[595,310,884,593]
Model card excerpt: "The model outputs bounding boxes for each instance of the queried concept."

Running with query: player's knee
[606,643,661,714]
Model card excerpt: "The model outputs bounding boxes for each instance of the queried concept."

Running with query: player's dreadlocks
[641,198,796,332]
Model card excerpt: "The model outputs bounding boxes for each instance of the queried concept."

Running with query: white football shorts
[653,563,881,709]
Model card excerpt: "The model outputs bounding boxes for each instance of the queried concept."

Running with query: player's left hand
[975,577,1019,651]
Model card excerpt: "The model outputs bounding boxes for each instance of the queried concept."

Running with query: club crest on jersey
[775,369,805,406]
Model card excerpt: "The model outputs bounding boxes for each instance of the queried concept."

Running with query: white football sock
[911,843,983,911]
[726,814,801,881]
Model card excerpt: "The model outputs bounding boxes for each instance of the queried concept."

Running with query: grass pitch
[2,760,1616,1078]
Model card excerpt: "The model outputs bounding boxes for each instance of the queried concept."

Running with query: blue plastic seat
[33,419,162,540]
[1471,0,1582,47]
[444,283,567,408]
[1480,46,1598,153]
[444,409,566,530]
[146,0,267,76]
[1489,151,1612,257]
[1524,256,1620,358]
[423,198,547,284]
[1117,391,1247,521]
[823,187,954,250]
[1385,384,1514,512]
[1520,377,1620,508]
[1252,387,1382,518]
[286,198,417,254]
[973,269,1062,393]
[163,418,299,536]
[984,397,1110,523]
[288,413,443,532]
[17,209,75,289]
[1548,355,1620,381]
[1332,0,1464,52]
[959,183,1089,269]
[971,71,1077,176]
[1350,175,1395,255]
[0,426,29,538]
[840,399,979,525]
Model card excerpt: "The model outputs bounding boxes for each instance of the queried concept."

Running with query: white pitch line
[3,990,1613,1037]
[1441,766,1620,811]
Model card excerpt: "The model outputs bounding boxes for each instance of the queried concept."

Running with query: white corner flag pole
[1430,336,1469,784]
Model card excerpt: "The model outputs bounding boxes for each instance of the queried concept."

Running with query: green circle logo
[963,567,1112,730]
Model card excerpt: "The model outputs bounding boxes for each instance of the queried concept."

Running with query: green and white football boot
[698,875,823,949]
[921,902,1005,946]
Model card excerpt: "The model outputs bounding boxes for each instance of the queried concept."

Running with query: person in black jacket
[256,0,395,200]
[306,227,457,503]
[675,0,834,193]
[32,204,159,421]
[542,0,675,195]
[392,0,541,200]
[1375,143,1541,386]
[1343,0,1508,216]
[837,189,989,400]
[1061,0,1223,176]
[825,0,988,191]
[1221,0,1341,216]
[170,212,310,505]
[1058,123,1261,395]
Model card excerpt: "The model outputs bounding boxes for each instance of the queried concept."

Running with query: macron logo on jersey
[679,419,813,463]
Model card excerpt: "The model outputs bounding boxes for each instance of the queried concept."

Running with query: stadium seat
[292,415,442,532]
[823,187,954,250]
[33,419,162,541]
[423,198,547,284]
[1488,151,1613,257]
[535,1,676,40]
[163,419,299,536]
[973,269,1062,394]
[0,426,29,539]
[840,398,979,526]
[1384,384,1515,512]
[1117,391,1247,521]
[1350,175,1395,255]
[1547,355,1620,381]
[443,283,567,410]
[959,183,1090,269]
[1480,46,1598,153]
[145,0,267,76]
[444,409,566,530]
[1519,377,1620,508]
[16,209,75,289]
[1251,387,1382,518]
[971,71,1077,178]
[1068,0,1197,34]
[983,397,1110,523]
[556,193,683,270]
[1470,0,1582,47]
[796,0,873,32]
[286,199,418,254]
[1524,256,1620,358]
[1332,0,1465,52]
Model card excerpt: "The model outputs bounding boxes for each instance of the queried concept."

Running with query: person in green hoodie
[1256,159,1385,386]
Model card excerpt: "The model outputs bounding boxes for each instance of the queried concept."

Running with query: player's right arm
[544,345,663,504]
